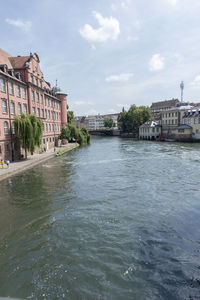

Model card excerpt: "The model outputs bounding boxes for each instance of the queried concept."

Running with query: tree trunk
[25,148,27,160]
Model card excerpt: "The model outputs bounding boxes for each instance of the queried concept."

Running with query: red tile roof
[9,56,30,69]
[0,48,13,68]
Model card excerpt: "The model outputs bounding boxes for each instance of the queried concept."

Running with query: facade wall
[0,51,67,161]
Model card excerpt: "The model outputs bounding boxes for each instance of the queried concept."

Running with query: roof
[177,124,192,129]
[0,48,13,68]
[9,56,30,69]
[151,99,180,110]
[140,121,161,128]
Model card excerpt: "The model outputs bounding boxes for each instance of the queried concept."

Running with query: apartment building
[0,48,67,161]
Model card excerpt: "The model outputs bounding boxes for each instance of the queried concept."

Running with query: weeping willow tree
[14,113,43,159]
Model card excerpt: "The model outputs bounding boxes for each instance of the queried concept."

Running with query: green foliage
[119,105,153,133]
[67,111,75,125]
[14,113,43,159]
[61,105,90,145]
[104,117,115,128]
[59,125,90,146]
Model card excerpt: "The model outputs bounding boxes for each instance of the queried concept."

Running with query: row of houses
[139,103,200,142]
[75,113,120,130]
[0,48,67,161]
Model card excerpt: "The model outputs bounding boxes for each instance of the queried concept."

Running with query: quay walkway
[0,143,79,182]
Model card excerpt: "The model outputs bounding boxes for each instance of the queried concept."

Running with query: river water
[0,137,200,300]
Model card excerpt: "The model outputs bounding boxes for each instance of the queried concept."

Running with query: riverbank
[0,143,79,182]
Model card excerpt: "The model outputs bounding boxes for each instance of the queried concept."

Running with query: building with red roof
[0,48,67,161]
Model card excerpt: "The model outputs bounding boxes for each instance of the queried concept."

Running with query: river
[0,137,200,299]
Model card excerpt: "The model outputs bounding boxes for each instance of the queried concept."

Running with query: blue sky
[1,0,200,115]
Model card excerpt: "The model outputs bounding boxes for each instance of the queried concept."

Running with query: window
[22,88,27,99]
[49,124,51,131]
[46,124,48,132]
[172,119,174,125]
[172,112,174,117]
[5,144,9,152]
[32,90,35,101]
[36,92,39,102]
[12,122,15,134]
[10,101,15,114]
[44,96,47,106]
[194,118,198,124]
[40,80,42,88]
[37,108,40,117]
[48,110,50,119]
[35,78,38,86]
[40,95,43,104]
[43,139,45,144]
[0,78,6,92]
[45,109,47,118]
[41,109,44,118]
[8,82,14,95]
[48,98,50,107]
[23,104,27,114]
[175,119,178,124]
[178,129,184,133]
[32,107,36,114]
[196,129,199,134]
[16,85,21,97]
[30,75,33,83]
[18,103,22,115]
[2,99,7,113]
[4,121,9,134]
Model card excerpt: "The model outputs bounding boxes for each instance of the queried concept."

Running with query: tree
[67,110,75,125]
[119,105,153,134]
[59,106,90,146]
[14,114,43,159]
[104,117,115,128]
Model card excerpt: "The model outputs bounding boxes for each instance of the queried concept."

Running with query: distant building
[0,48,67,161]
[75,113,120,130]
[160,105,193,141]
[182,107,200,140]
[150,98,180,121]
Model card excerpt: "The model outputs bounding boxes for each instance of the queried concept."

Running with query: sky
[1,0,200,116]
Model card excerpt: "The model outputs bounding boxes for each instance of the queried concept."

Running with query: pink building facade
[0,48,67,161]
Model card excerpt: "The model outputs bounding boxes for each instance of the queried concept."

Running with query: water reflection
[0,138,200,299]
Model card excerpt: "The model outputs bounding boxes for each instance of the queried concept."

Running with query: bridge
[88,129,120,136]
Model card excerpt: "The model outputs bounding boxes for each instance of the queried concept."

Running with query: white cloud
[127,35,139,42]
[117,103,130,110]
[167,0,178,6]
[190,75,200,87]
[80,11,120,43]
[121,0,131,8]
[74,101,94,106]
[108,108,118,113]
[5,18,31,32]
[105,73,133,82]
[149,54,165,71]
[87,109,99,116]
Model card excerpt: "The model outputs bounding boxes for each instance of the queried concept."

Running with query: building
[139,121,161,140]
[75,113,120,130]
[0,48,67,161]
[160,105,193,141]
[182,108,200,140]
[150,98,180,121]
